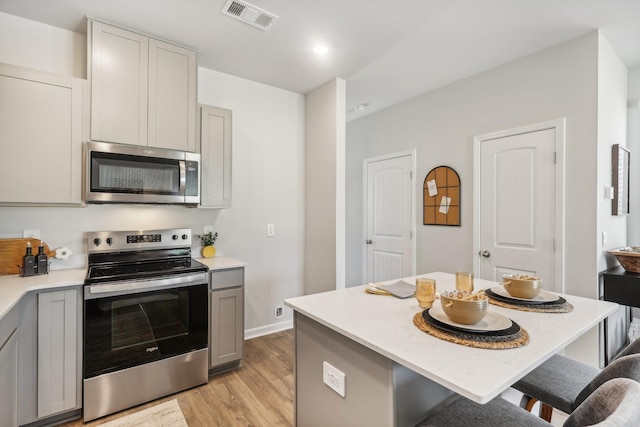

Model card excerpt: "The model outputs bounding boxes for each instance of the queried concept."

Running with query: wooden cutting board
[0,238,56,275]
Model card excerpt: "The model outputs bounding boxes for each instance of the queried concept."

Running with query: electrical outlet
[267,223,275,237]
[323,361,345,397]
[274,305,284,319]
[23,229,40,239]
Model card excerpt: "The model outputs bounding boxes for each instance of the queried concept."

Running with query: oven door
[84,282,208,379]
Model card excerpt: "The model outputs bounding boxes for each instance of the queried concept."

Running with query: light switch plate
[604,186,614,200]
[23,229,40,239]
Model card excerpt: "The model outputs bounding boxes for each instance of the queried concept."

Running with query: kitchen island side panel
[294,312,447,427]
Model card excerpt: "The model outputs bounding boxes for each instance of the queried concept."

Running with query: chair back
[563,378,640,427]
[573,353,640,409]
[614,337,640,360]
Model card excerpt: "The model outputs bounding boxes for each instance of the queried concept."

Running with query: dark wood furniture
[602,266,640,309]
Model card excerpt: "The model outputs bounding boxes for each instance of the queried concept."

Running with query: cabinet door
[90,20,148,146]
[0,329,18,427]
[210,287,244,368]
[199,105,232,208]
[148,40,197,152]
[0,63,84,205]
[37,289,78,418]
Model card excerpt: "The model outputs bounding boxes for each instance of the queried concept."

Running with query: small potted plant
[197,231,218,258]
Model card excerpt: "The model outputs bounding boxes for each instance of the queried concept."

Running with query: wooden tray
[609,247,640,273]
[0,238,56,275]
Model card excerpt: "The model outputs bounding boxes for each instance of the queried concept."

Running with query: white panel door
[477,127,556,288]
[365,154,414,283]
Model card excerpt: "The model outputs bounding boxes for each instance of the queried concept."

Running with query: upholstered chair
[514,339,640,421]
[416,377,640,427]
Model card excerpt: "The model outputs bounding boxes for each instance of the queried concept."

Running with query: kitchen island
[284,272,618,427]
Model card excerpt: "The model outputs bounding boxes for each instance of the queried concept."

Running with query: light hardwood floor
[61,329,294,426]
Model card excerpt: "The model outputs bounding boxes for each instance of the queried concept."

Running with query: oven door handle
[84,273,208,300]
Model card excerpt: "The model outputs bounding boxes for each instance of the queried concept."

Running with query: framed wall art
[612,144,630,216]
[423,166,460,226]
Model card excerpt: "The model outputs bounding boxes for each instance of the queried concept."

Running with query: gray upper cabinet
[0,63,84,205]
[89,20,197,151]
[199,105,232,208]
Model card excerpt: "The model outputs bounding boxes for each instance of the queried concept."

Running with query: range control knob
[93,238,101,246]
[106,237,114,245]
[182,234,188,240]
[172,234,179,240]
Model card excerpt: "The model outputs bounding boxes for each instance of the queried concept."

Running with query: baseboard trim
[245,320,293,340]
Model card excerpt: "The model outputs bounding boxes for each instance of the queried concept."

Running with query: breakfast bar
[284,272,619,427]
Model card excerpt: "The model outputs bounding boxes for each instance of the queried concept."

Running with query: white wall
[304,78,346,294]
[347,31,627,365]
[198,67,306,336]
[596,34,628,274]
[628,68,640,244]
[0,12,306,338]
[0,12,85,78]
[348,32,600,294]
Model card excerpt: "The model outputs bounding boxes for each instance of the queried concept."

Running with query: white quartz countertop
[196,256,247,271]
[0,256,246,321]
[285,272,618,404]
[0,268,86,319]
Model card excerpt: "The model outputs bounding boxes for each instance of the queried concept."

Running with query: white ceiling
[1,0,640,120]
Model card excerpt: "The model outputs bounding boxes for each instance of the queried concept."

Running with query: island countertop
[285,272,618,404]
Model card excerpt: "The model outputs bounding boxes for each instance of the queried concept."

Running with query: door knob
[366,239,373,245]
[480,250,491,258]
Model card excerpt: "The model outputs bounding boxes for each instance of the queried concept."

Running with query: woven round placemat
[487,297,574,313]
[413,312,529,349]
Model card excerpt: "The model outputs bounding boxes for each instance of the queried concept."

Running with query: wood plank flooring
[61,329,294,427]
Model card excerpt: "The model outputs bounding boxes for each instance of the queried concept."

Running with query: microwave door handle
[179,160,186,196]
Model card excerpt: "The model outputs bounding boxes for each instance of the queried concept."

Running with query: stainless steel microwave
[86,141,200,205]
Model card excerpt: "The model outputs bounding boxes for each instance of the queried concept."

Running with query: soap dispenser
[22,242,36,277]
[36,240,48,275]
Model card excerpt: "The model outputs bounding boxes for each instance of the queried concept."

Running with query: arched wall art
[423,166,460,226]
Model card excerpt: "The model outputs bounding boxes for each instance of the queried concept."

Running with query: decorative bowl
[502,274,542,299]
[608,247,640,273]
[440,292,488,325]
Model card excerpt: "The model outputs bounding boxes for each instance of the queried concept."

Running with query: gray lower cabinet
[18,287,83,425]
[209,268,244,370]
[0,305,19,427]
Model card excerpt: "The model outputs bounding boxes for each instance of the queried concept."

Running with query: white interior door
[475,122,563,291]
[364,152,414,283]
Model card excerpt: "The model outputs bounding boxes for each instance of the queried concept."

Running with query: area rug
[99,399,188,427]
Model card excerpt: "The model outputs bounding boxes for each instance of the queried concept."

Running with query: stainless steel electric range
[83,228,209,421]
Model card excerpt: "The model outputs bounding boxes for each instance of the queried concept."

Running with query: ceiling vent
[221,0,278,31]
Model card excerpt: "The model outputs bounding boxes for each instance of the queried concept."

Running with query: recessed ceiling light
[313,45,329,55]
